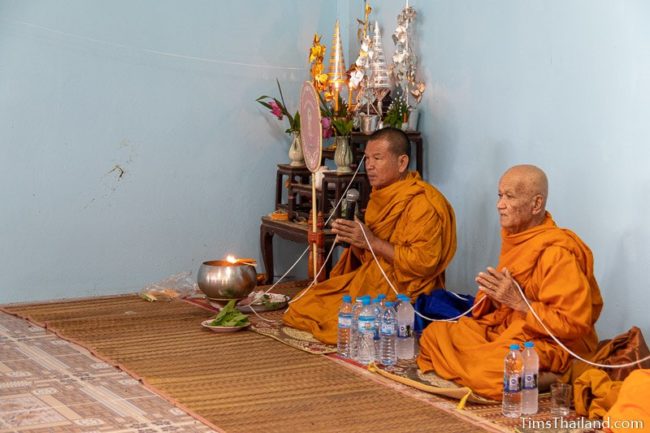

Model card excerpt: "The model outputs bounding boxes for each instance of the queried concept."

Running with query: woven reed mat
[1,295,497,433]
[179,284,593,432]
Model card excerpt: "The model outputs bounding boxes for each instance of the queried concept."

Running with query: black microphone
[339,188,359,248]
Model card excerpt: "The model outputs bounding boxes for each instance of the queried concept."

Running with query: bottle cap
[373,297,381,304]
[509,344,520,351]
[362,297,371,305]
[385,301,395,307]
[377,294,386,300]
[524,341,534,348]
[342,295,352,303]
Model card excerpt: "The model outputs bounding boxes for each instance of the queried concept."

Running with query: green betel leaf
[209,300,249,327]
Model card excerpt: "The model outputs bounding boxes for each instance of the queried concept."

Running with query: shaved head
[497,165,548,234]
[501,164,548,207]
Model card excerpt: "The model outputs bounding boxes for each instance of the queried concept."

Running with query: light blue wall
[2,1,648,340]
[0,0,335,302]
[353,0,650,339]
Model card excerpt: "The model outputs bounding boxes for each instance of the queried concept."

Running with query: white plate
[236,293,290,313]
[201,319,250,333]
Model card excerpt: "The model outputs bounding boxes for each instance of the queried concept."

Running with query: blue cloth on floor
[414,289,475,333]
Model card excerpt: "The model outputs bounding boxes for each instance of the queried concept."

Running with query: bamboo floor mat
[1,295,497,433]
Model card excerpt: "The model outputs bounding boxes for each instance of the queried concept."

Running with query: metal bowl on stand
[197,260,257,302]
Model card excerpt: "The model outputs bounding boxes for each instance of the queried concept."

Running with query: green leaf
[209,299,249,327]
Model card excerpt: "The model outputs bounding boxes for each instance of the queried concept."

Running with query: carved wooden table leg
[260,224,274,284]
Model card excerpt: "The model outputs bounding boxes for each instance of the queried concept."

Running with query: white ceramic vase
[334,135,353,173]
[288,132,304,166]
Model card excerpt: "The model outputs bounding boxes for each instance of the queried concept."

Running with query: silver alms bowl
[197,260,257,301]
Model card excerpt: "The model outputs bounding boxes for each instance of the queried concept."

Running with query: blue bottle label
[523,373,537,390]
[381,323,395,336]
[504,374,521,393]
[338,313,352,329]
[358,316,375,333]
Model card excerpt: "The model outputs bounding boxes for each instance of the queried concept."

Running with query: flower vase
[288,132,304,167]
[404,108,420,132]
[334,136,353,173]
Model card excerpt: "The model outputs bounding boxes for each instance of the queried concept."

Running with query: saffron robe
[605,369,650,433]
[283,171,456,345]
[417,213,604,400]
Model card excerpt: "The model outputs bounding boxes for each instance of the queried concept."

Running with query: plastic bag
[140,271,198,302]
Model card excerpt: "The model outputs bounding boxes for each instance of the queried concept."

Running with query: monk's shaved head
[497,164,548,234]
[501,164,548,208]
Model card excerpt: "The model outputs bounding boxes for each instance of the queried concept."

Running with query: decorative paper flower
[310,33,329,93]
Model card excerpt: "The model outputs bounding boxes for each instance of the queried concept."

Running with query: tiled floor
[0,312,218,433]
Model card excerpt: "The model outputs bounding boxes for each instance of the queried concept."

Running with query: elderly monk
[283,127,456,345]
[417,164,604,400]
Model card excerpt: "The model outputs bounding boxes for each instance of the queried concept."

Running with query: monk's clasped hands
[476,267,529,312]
[331,218,373,250]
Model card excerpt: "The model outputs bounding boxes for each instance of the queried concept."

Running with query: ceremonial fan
[299,82,325,282]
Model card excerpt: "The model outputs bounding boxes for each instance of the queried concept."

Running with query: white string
[249,157,367,320]
[360,222,650,368]
[355,220,483,322]
[6,19,307,71]
[513,280,650,369]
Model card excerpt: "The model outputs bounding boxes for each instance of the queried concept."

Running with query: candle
[225,255,256,266]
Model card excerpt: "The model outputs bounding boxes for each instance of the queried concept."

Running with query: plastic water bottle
[356,297,376,365]
[503,344,523,418]
[350,296,366,361]
[337,295,353,358]
[372,297,383,363]
[396,294,415,360]
[521,341,539,414]
[379,301,397,366]
[377,293,386,308]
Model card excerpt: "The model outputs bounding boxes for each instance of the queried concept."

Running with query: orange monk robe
[417,213,603,400]
[605,369,650,433]
[283,171,456,345]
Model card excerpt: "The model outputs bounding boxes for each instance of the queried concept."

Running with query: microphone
[339,188,359,248]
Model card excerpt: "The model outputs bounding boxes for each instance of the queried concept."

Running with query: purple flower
[322,117,333,139]
[269,100,283,120]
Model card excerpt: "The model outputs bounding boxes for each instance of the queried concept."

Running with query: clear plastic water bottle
[377,293,386,308]
[503,344,523,418]
[521,341,539,414]
[337,295,353,358]
[372,297,383,363]
[356,297,376,365]
[350,296,366,361]
[379,301,397,367]
[396,294,415,360]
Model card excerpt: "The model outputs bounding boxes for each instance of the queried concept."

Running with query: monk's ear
[531,194,544,215]
[397,154,409,173]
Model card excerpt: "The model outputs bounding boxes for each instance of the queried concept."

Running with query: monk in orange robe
[604,369,650,433]
[418,165,604,400]
[283,127,457,345]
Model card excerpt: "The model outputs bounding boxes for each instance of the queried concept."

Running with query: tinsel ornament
[368,21,390,117]
[391,1,425,105]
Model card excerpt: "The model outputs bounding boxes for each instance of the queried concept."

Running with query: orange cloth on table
[604,369,650,433]
[283,171,456,345]
[417,212,603,400]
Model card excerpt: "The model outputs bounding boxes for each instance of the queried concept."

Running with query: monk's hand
[331,218,374,250]
[475,267,529,312]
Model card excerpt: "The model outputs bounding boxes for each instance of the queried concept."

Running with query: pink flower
[269,100,283,120]
[322,117,333,139]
